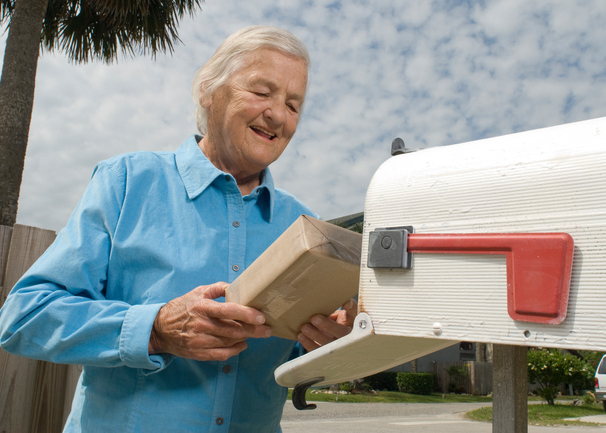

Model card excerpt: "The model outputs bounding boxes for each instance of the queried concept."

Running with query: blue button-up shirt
[0,135,317,432]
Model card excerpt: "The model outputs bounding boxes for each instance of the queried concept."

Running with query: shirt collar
[176,135,276,222]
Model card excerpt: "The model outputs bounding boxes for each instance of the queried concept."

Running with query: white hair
[192,25,310,134]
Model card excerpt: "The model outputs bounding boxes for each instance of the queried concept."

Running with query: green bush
[360,382,373,392]
[527,348,594,405]
[396,372,435,395]
[339,380,373,394]
[339,381,353,393]
[363,372,398,391]
[583,391,597,405]
[446,364,469,394]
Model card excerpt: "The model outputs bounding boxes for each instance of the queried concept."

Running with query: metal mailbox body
[360,116,605,351]
[275,116,606,391]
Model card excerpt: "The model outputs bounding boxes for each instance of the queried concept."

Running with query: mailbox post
[493,345,528,432]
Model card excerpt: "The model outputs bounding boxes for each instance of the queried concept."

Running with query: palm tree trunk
[0,0,49,227]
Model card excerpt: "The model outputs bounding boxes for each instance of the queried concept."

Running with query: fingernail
[255,315,265,325]
[265,328,272,337]
[297,333,304,342]
[311,316,322,326]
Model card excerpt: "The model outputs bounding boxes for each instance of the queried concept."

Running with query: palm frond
[1,0,16,24]
[37,0,204,63]
[93,0,202,19]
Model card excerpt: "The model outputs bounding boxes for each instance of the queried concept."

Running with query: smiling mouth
[250,126,276,140]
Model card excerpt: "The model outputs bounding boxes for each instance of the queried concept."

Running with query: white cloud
[2,0,606,230]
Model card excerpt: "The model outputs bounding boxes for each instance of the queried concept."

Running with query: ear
[199,85,212,109]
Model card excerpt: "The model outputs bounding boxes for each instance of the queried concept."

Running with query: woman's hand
[148,282,272,361]
[297,298,357,352]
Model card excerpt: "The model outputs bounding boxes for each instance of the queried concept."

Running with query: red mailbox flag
[407,233,574,324]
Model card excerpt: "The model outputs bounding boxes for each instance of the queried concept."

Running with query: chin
[251,151,282,167]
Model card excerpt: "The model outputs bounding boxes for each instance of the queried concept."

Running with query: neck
[198,137,261,196]
[236,175,261,196]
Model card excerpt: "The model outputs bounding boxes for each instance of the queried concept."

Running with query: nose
[264,100,286,126]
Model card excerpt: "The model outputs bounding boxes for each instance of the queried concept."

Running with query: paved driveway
[281,402,606,433]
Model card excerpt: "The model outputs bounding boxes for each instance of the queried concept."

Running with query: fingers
[298,320,331,351]
[297,331,321,352]
[200,282,229,300]
[344,298,357,323]
[298,299,358,352]
[167,339,250,362]
[330,298,357,327]
[195,308,271,340]
[201,298,266,327]
[196,282,267,326]
[314,314,352,339]
[298,313,351,346]
[197,341,248,361]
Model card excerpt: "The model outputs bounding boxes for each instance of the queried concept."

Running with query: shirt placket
[210,176,247,431]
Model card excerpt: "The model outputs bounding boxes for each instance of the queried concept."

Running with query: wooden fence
[0,224,80,433]
[432,361,494,395]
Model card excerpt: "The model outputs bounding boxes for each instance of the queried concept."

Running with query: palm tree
[0,0,203,227]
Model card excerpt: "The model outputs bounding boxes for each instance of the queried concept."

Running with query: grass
[287,389,491,404]
[466,403,606,427]
[287,389,606,426]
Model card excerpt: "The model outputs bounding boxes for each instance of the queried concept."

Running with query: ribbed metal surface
[360,117,606,350]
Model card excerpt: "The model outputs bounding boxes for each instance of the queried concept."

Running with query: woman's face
[201,48,308,179]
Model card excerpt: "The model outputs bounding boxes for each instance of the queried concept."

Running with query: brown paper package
[225,215,362,340]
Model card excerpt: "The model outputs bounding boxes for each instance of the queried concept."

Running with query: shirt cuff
[119,303,174,373]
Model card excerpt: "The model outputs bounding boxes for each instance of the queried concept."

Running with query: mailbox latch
[367,226,414,269]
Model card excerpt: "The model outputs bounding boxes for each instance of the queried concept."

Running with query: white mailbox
[275,116,606,410]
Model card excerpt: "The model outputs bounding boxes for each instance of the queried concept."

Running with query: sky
[2,0,606,233]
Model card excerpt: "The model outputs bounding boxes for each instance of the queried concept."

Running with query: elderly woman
[0,26,355,432]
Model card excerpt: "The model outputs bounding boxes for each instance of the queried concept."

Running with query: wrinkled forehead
[232,47,309,82]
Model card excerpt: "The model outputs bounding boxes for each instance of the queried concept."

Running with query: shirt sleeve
[0,160,172,372]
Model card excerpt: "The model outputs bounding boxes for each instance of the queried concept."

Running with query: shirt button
[216,417,224,425]
[232,264,239,272]
[232,221,240,227]
[223,365,232,374]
